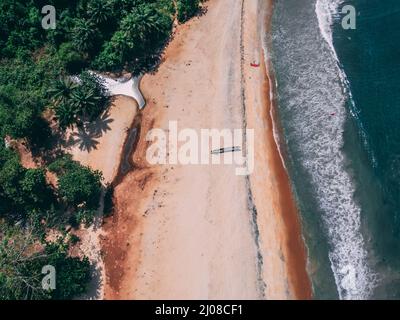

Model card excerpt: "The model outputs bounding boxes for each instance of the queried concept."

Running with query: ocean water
[269,0,400,299]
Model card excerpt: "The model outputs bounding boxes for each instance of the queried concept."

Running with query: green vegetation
[0,144,54,220]
[0,228,91,300]
[0,86,43,141]
[49,155,103,226]
[0,0,202,300]
[49,72,110,129]
[94,2,174,73]
[57,164,102,210]
[177,0,201,23]
[0,143,99,299]
[0,0,202,141]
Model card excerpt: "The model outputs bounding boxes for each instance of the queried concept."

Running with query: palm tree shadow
[65,111,114,152]
[85,111,114,137]
[68,129,100,152]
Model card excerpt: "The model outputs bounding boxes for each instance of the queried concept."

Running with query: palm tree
[87,0,112,24]
[71,87,101,121]
[121,5,164,44]
[48,77,77,104]
[55,102,78,129]
[72,18,99,53]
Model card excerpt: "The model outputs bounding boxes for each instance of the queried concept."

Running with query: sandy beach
[66,96,138,184]
[101,0,312,299]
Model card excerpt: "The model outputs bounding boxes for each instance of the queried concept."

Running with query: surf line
[239,0,267,299]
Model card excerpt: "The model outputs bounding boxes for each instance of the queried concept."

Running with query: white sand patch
[100,75,146,110]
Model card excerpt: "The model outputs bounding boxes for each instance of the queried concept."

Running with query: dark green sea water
[270,0,400,299]
[334,0,400,298]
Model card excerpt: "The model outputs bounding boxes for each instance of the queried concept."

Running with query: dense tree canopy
[177,0,201,23]
[58,165,102,210]
[93,1,174,72]
[0,144,54,220]
[0,228,91,300]
[49,155,103,211]
[0,86,42,140]
[0,0,202,136]
[49,72,110,128]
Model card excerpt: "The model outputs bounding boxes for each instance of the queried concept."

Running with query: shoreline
[263,0,312,299]
[241,0,312,298]
[262,46,312,299]
[101,0,312,299]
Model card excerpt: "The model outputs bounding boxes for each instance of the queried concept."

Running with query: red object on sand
[330,113,336,116]
[250,62,260,67]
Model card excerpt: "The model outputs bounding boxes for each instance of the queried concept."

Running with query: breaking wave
[271,0,377,299]
[314,0,377,299]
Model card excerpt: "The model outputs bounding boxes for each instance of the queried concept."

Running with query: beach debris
[250,61,260,67]
[211,146,241,155]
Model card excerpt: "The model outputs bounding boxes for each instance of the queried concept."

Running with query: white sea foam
[314,0,377,299]
[261,27,288,172]
[315,0,377,168]
[315,0,341,59]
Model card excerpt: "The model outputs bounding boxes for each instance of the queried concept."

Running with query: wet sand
[242,0,312,298]
[102,0,312,299]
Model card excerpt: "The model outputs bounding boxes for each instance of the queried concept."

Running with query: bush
[0,146,54,219]
[0,231,91,300]
[50,156,103,210]
[58,166,102,210]
[177,0,200,23]
[47,154,77,175]
[93,40,123,72]
[75,209,97,227]
[20,168,54,212]
[57,42,87,74]
[94,3,173,74]
[0,85,42,140]
[45,242,92,300]
[0,150,25,216]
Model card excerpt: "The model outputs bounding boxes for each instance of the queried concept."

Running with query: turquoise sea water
[270,0,400,299]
